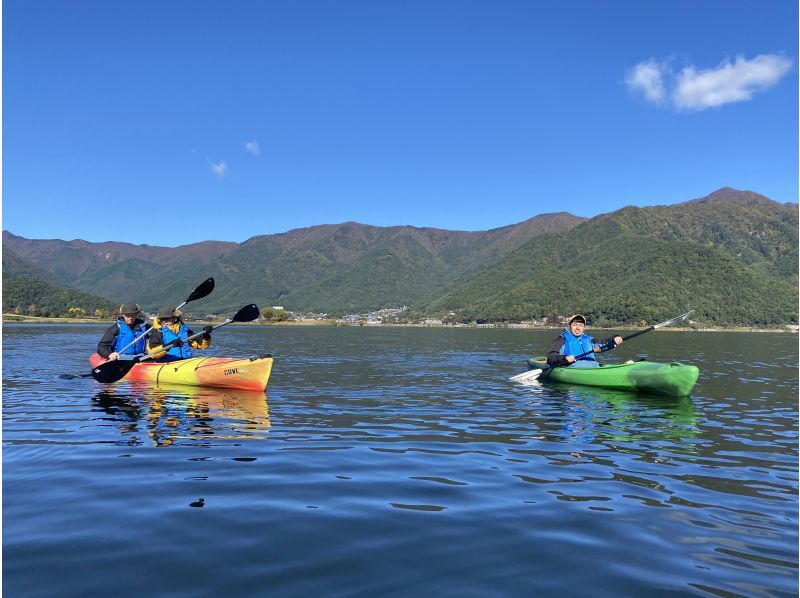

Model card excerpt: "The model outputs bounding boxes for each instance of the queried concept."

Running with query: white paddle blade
[653,309,695,329]
[510,369,543,382]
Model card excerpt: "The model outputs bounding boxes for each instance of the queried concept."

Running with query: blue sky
[3,0,797,247]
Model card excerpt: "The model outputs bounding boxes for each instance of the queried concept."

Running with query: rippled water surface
[3,325,798,597]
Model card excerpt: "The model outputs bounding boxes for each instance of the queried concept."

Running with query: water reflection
[91,383,270,447]
[521,382,698,445]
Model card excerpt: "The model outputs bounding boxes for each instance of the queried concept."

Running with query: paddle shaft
[148,303,259,362]
[570,310,694,361]
[510,338,623,383]
[111,278,215,356]
[136,316,235,366]
[535,310,695,377]
[172,318,232,347]
[569,327,650,361]
[112,327,153,357]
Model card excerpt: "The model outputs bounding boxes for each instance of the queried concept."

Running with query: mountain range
[3,187,798,327]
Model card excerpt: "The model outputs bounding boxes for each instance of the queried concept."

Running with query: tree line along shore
[4,312,797,333]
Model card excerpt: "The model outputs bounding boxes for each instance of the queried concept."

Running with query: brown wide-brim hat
[119,303,141,315]
[569,314,587,324]
[157,307,180,319]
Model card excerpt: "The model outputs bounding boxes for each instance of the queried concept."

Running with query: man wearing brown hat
[97,303,152,361]
[546,314,624,368]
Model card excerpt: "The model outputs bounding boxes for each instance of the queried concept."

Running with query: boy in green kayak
[547,314,623,368]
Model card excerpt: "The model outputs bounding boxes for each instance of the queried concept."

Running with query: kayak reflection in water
[555,387,699,444]
[92,390,147,446]
[146,388,272,447]
[547,314,624,368]
[92,386,271,447]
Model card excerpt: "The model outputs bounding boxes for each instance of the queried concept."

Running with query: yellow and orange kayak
[89,353,273,392]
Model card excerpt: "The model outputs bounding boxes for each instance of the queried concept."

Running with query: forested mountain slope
[423,188,797,326]
[3,213,583,314]
[3,187,796,326]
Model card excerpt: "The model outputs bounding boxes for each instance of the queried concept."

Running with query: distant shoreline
[2,313,797,333]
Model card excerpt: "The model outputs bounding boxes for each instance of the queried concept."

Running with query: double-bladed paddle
[113,277,216,356]
[60,277,216,380]
[510,310,695,383]
[91,303,260,384]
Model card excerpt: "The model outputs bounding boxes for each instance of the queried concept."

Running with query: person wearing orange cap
[546,314,623,368]
[97,303,152,361]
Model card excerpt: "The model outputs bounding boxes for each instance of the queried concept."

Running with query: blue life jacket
[560,328,597,362]
[160,322,193,361]
[112,319,148,355]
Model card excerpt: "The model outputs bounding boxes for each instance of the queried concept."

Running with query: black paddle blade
[92,359,139,384]
[231,304,260,323]
[185,277,215,303]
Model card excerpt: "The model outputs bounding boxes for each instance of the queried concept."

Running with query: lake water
[3,324,798,597]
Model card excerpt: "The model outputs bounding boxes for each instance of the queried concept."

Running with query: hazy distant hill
[3,234,238,281]
[3,212,584,315]
[424,188,798,326]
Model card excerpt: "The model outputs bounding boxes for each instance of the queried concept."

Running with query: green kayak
[526,357,700,396]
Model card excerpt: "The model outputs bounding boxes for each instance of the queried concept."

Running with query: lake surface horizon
[4,325,798,597]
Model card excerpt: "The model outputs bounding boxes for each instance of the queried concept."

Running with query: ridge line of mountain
[4,185,796,249]
[3,211,586,249]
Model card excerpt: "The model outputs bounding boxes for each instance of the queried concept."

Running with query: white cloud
[245,141,261,156]
[625,59,667,104]
[673,54,793,110]
[210,160,229,177]
[626,53,792,111]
